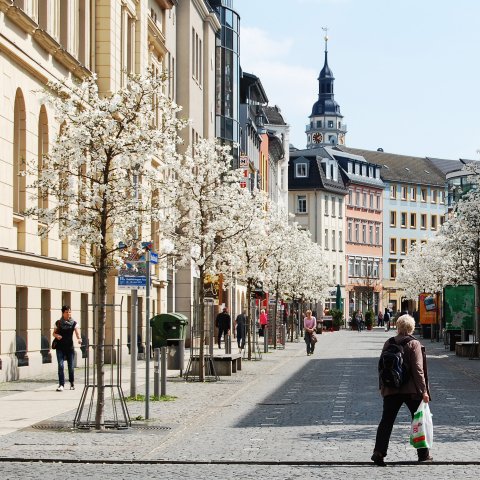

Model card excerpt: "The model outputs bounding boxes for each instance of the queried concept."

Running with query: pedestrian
[377,311,384,327]
[303,309,316,356]
[53,305,81,392]
[215,307,231,349]
[371,314,432,466]
[259,308,268,337]
[384,308,391,331]
[355,311,364,332]
[234,310,247,352]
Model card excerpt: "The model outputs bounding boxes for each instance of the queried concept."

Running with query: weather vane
[322,26,329,51]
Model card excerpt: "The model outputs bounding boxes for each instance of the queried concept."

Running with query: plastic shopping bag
[410,400,433,449]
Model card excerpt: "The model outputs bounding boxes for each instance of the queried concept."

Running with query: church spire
[306,29,347,149]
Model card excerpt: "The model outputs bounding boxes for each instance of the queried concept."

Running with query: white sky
[238,0,480,159]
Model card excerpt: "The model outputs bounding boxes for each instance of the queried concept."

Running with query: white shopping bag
[410,400,433,449]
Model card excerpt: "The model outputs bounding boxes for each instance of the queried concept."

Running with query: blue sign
[118,276,147,289]
[150,252,158,264]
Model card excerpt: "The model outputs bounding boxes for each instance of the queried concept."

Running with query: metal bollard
[161,346,167,397]
[154,348,160,398]
[225,334,231,354]
[264,328,268,353]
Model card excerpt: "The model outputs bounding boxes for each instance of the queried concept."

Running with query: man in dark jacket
[215,307,231,349]
[372,314,432,466]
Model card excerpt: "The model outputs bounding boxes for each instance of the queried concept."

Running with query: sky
[237,0,480,160]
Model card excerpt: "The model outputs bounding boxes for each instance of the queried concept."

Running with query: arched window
[38,106,49,256]
[13,89,27,215]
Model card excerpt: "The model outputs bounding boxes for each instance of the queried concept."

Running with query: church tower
[306,31,347,149]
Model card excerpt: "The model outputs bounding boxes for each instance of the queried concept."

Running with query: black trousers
[236,325,245,348]
[374,394,429,459]
[217,328,228,348]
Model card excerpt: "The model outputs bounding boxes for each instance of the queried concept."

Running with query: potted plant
[330,308,344,331]
[365,310,375,330]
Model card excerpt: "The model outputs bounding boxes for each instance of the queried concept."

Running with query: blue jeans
[56,349,75,386]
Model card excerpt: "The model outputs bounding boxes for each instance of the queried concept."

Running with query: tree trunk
[95,260,107,430]
[199,267,205,382]
[246,281,253,361]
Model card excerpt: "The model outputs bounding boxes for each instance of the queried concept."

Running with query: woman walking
[53,305,82,391]
[304,310,316,356]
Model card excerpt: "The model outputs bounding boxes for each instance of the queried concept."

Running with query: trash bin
[150,312,188,348]
[167,338,185,372]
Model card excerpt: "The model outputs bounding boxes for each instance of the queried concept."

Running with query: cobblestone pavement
[1,328,480,479]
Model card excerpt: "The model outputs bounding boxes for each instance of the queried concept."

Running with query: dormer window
[295,162,308,178]
[347,162,352,173]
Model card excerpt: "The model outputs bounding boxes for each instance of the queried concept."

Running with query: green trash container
[150,313,188,348]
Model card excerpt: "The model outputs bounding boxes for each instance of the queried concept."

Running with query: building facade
[340,147,448,313]
[288,147,348,311]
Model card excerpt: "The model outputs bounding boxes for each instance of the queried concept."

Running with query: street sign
[150,252,158,264]
[118,275,147,289]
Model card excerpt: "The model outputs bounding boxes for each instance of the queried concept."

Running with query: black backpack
[378,336,414,388]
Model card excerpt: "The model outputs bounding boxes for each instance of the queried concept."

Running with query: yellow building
[0,0,218,380]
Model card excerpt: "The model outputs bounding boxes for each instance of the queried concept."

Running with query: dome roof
[311,98,341,116]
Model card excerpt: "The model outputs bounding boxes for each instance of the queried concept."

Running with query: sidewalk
[0,341,281,436]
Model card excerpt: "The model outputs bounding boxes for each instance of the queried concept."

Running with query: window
[338,198,343,218]
[355,191,360,207]
[431,215,437,230]
[328,120,334,128]
[339,265,343,285]
[339,231,343,251]
[400,212,407,228]
[332,230,336,251]
[431,189,438,203]
[390,263,397,280]
[420,214,427,229]
[348,222,352,241]
[324,229,329,249]
[410,213,417,229]
[348,189,353,205]
[390,238,397,254]
[331,197,336,217]
[440,215,445,226]
[375,226,380,245]
[421,188,427,202]
[297,195,307,213]
[325,196,329,215]
[401,239,407,255]
[390,211,397,227]
[316,120,321,128]
[354,258,360,276]
[401,185,407,200]
[369,193,374,209]
[410,239,417,249]
[363,192,367,207]
[348,258,354,276]
[369,225,373,244]
[295,162,308,177]
[440,190,445,204]
[410,186,417,201]
[376,194,381,210]
[390,185,397,199]
[332,265,336,284]
[355,223,359,242]
[362,224,366,243]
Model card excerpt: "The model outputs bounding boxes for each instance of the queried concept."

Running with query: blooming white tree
[399,166,480,342]
[168,139,258,380]
[26,72,186,428]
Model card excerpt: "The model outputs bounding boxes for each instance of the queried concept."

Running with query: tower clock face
[313,132,323,143]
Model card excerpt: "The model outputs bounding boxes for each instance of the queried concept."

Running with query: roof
[337,146,446,187]
[427,157,476,175]
[289,149,348,195]
[264,105,287,126]
[240,72,268,104]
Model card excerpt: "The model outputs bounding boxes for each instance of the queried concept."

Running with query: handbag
[410,401,433,449]
[311,332,317,344]
[51,338,58,350]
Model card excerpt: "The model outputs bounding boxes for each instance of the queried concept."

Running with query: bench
[212,354,242,376]
[188,354,242,377]
[455,342,479,357]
